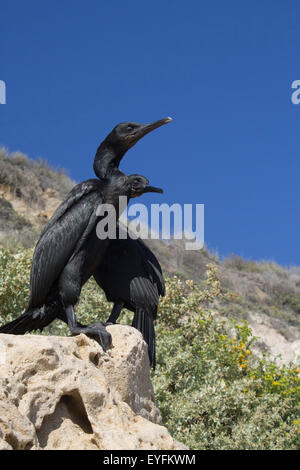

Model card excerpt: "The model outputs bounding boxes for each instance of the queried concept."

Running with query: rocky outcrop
[0,326,185,450]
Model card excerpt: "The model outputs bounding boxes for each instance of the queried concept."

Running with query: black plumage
[94,226,165,367]
[0,172,162,351]
[0,118,171,359]
[90,118,172,366]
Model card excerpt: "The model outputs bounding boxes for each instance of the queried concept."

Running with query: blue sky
[1,1,300,266]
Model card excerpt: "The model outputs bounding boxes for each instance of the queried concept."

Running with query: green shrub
[277,292,300,316]
[0,198,32,231]
[152,268,300,449]
[0,248,32,322]
[0,250,299,449]
[223,254,263,273]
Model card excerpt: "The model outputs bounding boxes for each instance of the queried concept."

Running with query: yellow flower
[272,381,280,386]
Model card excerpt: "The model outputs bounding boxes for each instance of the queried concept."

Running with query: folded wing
[29,179,103,309]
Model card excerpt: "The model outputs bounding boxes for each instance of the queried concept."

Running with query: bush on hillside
[0,249,298,449]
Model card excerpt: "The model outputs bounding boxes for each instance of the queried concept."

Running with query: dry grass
[0,148,74,206]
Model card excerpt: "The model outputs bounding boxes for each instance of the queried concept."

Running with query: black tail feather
[0,302,61,335]
[0,309,40,335]
[132,309,156,369]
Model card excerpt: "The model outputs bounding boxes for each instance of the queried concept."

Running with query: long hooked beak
[134,117,173,142]
[143,185,163,194]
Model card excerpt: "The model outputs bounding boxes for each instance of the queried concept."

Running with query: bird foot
[71,322,112,352]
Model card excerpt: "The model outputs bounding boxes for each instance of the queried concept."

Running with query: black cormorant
[90,119,171,366]
[0,119,171,351]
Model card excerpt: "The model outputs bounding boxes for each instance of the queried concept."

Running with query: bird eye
[131,178,140,188]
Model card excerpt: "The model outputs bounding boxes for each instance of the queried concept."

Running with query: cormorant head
[106,117,173,152]
[128,174,163,198]
[94,117,172,180]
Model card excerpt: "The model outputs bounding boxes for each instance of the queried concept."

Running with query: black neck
[93,142,126,180]
[101,167,131,207]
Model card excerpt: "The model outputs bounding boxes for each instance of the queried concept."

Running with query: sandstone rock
[0,326,186,450]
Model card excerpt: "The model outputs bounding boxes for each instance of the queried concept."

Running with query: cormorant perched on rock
[90,119,171,366]
[0,119,171,351]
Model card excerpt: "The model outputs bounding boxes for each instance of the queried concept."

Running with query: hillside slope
[0,148,74,248]
[0,147,299,364]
